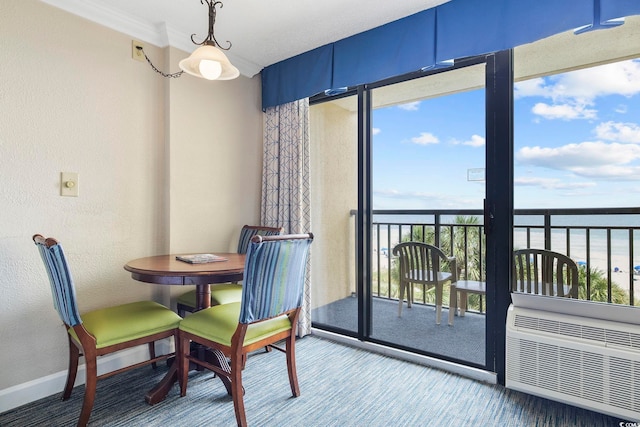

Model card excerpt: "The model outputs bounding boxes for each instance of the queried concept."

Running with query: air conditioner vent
[514,314,538,329]
[513,313,640,351]
[581,325,606,343]
[558,321,582,337]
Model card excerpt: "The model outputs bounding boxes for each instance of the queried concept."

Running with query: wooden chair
[513,248,579,298]
[392,242,457,325]
[33,235,182,427]
[176,225,284,316]
[177,233,313,427]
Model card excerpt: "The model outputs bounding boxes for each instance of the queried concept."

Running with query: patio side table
[448,280,486,326]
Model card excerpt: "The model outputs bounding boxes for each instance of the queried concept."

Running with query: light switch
[60,172,79,197]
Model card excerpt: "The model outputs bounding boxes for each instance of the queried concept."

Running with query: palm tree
[378,216,632,311]
[577,266,629,304]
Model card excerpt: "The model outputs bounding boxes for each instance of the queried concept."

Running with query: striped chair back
[33,235,82,327]
[236,225,284,254]
[239,234,313,324]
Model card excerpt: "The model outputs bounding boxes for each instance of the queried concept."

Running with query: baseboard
[311,328,497,384]
[0,340,173,413]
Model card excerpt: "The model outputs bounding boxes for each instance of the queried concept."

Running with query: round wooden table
[124,253,246,404]
[125,253,245,311]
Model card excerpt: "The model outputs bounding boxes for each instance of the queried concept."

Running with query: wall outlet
[132,40,144,62]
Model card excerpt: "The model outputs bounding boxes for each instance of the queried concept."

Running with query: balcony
[312,207,639,367]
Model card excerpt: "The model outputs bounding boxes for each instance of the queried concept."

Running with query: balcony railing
[368,207,640,310]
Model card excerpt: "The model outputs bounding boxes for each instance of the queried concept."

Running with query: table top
[124,253,245,286]
[453,280,486,293]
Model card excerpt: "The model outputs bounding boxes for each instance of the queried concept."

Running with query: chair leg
[398,282,406,317]
[178,334,190,397]
[435,284,443,325]
[78,354,98,427]
[177,303,193,318]
[63,335,79,400]
[286,335,300,397]
[231,354,247,427]
[148,342,157,369]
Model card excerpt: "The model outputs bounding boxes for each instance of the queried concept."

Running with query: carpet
[0,336,625,426]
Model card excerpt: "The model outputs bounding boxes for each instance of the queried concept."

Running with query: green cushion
[178,302,292,347]
[177,284,243,308]
[69,301,182,349]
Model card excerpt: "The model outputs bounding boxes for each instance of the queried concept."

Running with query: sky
[371,58,640,210]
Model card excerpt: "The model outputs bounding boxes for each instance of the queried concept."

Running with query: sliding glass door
[368,63,488,366]
[310,58,500,371]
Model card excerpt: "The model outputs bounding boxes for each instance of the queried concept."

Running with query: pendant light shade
[136,1,239,81]
[179,44,240,80]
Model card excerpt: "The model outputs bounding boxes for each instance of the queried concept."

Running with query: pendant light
[179,0,239,80]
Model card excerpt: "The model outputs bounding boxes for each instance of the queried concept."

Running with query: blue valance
[435,0,592,63]
[261,44,333,112]
[332,10,437,89]
[261,0,640,110]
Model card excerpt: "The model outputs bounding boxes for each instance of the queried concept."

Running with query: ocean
[371,210,640,292]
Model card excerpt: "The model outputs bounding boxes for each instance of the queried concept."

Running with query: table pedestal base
[144,348,232,405]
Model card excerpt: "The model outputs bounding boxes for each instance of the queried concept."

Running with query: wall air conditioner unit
[506,293,640,422]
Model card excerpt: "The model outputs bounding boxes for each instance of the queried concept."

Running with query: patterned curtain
[262,99,312,336]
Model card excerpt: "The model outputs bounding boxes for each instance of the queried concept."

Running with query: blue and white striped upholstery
[239,236,312,324]
[34,239,82,327]
[236,225,283,254]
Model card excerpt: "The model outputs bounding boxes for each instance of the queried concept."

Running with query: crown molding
[41,0,166,47]
[40,0,261,77]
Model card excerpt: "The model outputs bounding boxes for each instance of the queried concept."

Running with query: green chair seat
[69,301,182,349]
[178,302,291,347]
[176,284,243,309]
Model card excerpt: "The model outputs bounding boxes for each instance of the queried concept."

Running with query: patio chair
[33,235,182,427]
[177,233,313,427]
[392,242,457,325]
[512,248,579,298]
[176,225,283,316]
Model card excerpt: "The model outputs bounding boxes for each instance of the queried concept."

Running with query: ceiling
[41,0,451,78]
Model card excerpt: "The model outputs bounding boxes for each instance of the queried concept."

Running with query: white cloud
[514,78,552,99]
[464,135,485,147]
[518,141,640,167]
[372,127,381,136]
[514,177,596,190]
[516,141,640,180]
[398,101,420,111]
[450,134,485,147]
[531,102,597,120]
[553,60,640,100]
[567,165,640,180]
[517,59,640,102]
[516,59,640,121]
[594,121,640,143]
[411,132,439,145]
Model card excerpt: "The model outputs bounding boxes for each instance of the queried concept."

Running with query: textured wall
[0,0,262,391]
[310,101,358,308]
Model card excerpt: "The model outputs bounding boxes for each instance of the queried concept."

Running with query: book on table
[175,253,228,264]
